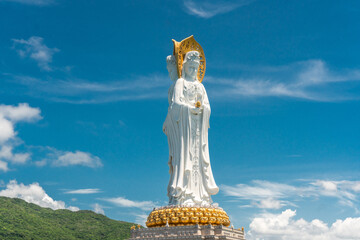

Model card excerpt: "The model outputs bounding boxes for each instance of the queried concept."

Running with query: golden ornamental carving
[172,35,206,82]
[146,206,230,228]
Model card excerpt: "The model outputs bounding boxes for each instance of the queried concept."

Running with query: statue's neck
[184,74,197,82]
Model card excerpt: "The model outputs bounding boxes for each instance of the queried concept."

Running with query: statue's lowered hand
[190,106,202,115]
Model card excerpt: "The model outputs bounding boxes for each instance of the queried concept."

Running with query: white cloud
[0,103,41,169]
[7,60,360,103]
[209,60,360,101]
[0,180,79,211]
[0,117,14,144]
[0,103,42,123]
[65,188,101,194]
[0,103,101,170]
[12,36,59,71]
[310,180,359,208]
[222,180,297,209]
[247,209,360,240]
[93,203,105,215]
[53,151,103,168]
[331,218,360,239]
[0,145,30,164]
[350,182,360,192]
[0,103,41,144]
[134,213,148,226]
[1,0,54,5]
[183,0,254,18]
[102,197,156,211]
[0,160,9,172]
[222,180,360,210]
[10,74,169,104]
[34,159,47,167]
[254,198,283,209]
[67,206,79,211]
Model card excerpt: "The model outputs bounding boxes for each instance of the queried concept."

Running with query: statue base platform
[130,224,246,240]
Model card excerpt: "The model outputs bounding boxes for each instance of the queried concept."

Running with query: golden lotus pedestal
[129,206,246,240]
[146,207,231,227]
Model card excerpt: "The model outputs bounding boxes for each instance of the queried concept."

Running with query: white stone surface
[163,51,219,206]
[130,225,246,240]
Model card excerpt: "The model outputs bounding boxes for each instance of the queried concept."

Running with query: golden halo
[172,35,206,82]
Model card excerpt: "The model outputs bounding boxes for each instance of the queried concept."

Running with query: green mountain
[0,196,135,240]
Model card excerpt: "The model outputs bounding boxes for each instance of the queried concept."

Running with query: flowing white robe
[163,77,219,206]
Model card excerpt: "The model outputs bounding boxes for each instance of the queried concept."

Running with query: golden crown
[172,35,206,82]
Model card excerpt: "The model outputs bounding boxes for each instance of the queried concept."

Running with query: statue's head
[182,51,200,81]
[166,55,177,82]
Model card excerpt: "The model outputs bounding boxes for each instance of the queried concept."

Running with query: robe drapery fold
[163,78,219,206]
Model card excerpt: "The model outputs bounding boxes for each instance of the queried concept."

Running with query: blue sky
[1,0,360,239]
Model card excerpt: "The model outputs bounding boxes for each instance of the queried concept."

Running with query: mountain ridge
[0,196,134,240]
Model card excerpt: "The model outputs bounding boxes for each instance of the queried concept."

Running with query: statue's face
[183,61,199,80]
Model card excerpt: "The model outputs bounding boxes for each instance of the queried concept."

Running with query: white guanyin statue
[163,47,219,206]
[145,37,232,229]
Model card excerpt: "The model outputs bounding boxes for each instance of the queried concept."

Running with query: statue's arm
[202,84,211,128]
[167,82,175,105]
[170,79,194,121]
[172,79,192,107]
[163,83,176,133]
[169,79,183,122]
[202,85,211,111]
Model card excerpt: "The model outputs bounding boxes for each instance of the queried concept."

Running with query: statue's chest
[183,81,203,103]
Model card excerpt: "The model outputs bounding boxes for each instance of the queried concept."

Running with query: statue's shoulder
[174,78,185,87]
[197,81,206,89]
[175,77,184,83]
